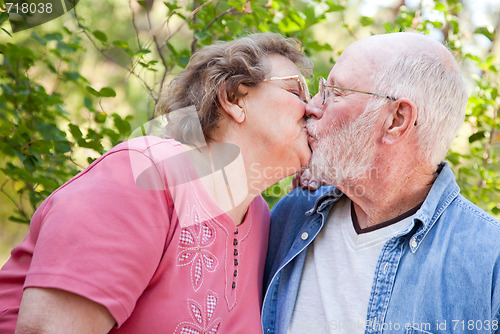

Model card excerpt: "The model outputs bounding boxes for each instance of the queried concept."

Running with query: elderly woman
[0,33,312,333]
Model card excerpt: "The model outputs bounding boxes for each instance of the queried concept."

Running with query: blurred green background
[1,0,499,266]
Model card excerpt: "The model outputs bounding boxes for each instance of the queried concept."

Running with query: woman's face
[242,54,311,179]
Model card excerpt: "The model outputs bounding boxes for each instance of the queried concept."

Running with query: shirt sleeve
[24,148,172,326]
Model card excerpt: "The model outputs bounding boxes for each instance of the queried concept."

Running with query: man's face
[305,48,381,186]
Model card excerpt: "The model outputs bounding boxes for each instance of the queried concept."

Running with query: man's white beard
[307,106,380,186]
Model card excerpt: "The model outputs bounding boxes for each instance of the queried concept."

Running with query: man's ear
[217,83,248,124]
[382,98,418,145]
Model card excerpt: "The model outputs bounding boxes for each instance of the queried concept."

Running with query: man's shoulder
[432,193,500,255]
[425,163,499,233]
[449,194,500,228]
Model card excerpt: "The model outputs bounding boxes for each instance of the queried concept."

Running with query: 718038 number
[5,2,53,14]
[452,320,499,331]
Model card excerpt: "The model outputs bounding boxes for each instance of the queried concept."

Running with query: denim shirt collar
[305,186,343,216]
[409,162,460,251]
[305,162,460,253]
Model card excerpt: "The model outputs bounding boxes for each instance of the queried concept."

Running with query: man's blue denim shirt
[262,163,500,334]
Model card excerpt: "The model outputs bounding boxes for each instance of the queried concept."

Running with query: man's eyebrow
[330,77,341,86]
[329,79,347,90]
[327,78,338,86]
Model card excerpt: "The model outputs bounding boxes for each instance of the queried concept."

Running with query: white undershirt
[287,196,413,334]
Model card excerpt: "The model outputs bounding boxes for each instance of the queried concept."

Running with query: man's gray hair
[371,50,468,165]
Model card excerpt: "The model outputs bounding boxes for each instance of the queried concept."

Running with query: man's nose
[305,93,325,119]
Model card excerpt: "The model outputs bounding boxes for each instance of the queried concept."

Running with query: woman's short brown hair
[155,33,312,145]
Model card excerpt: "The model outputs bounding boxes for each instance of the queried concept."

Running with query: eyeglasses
[263,75,311,103]
[319,77,396,105]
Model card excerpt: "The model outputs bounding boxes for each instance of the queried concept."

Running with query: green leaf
[94,111,107,123]
[194,31,210,41]
[164,1,180,11]
[465,54,481,63]
[135,49,151,57]
[92,30,108,43]
[112,113,131,135]
[383,22,395,33]
[68,123,83,140]
[9,215,30,224]
[278,16,302,32]
[22,155,38,171]
[325,2,345,12]
[166,42,178,56]
[77,138,104,152]
[113,40,130,49]
[45,33,63,41]
[492,206,500,215]
[31,32,47,46]
[428,20,443,29]
[226,21,243,34]
[227,0,244,11]
[86,86,100,97]
[54,141,72,154]
[99,87,116,98]
[435,3,447,11]
[446,152,461,165]
[113,40,133,56]
[450,19,459,34]
[137,1,147,8]
[65,71,81,81]
[56,42,77,54]
[469,131,486,143]
[474,26,495,41]
[0,11,8,25]
[359,16,374,27]
[305,41,333,52]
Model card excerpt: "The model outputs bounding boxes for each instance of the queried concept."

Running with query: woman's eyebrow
[279,80,299,90]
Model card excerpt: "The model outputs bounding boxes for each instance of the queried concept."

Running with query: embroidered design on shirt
[174,290,222,334]
[178,206,219,291]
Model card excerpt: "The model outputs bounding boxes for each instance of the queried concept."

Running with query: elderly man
[262,32,500,334]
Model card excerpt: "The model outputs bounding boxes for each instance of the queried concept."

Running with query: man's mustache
[306,119,317,139]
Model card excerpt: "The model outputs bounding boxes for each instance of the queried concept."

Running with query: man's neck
[340,164,438,229]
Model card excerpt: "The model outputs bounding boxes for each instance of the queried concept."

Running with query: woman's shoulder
[103,136,188,174]
[113,136,183,156]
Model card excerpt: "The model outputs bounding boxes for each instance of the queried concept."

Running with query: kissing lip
[305,126,314,143]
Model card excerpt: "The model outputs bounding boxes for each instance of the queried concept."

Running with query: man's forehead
[328,52,375,86]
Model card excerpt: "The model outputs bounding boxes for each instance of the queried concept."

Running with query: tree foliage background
[1,0,499,263]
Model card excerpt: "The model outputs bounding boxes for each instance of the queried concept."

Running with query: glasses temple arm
[326,84,396,101]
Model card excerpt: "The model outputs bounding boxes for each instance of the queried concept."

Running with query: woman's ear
[217,84,248,124]
[382,98,418,145]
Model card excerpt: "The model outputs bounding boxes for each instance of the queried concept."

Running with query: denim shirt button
[411,239,418,248]
[301,232,309,240]
[383,263,389,273]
